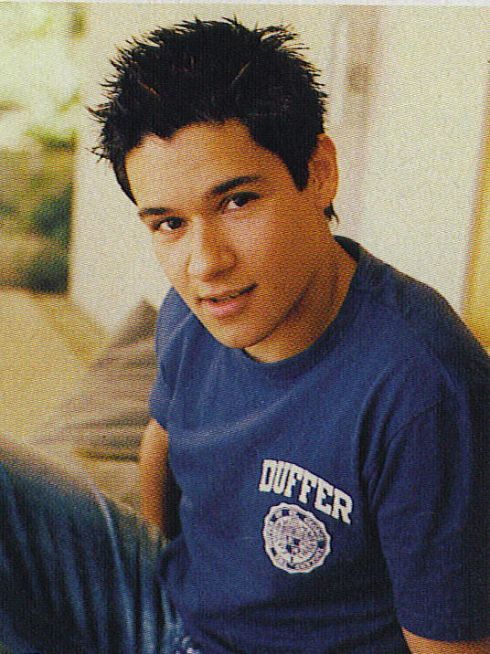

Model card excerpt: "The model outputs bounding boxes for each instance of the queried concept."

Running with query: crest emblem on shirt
[262,503,331,574]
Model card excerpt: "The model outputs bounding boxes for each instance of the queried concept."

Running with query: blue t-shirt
[150,237,489,653]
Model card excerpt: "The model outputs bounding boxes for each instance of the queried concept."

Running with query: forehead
[125,120,288,205]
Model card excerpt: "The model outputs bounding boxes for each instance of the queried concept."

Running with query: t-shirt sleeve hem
[398,610,490,642]
[149,380,171,429]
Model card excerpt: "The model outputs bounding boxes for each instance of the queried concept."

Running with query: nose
[186,222,236,280]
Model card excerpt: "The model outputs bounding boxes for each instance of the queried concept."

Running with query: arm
[140,418,169,532]
[403,629,490,653]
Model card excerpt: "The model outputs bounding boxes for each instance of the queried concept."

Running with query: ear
[308,133,339,207]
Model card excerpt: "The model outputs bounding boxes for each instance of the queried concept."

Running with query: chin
[206,324,265,352]
[210,332,252,351]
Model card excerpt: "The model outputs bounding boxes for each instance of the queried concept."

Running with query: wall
[358,7,489,311]
[464,106,490,346]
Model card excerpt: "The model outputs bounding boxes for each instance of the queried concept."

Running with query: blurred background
[0,3,83,293]
[0,2,489,441]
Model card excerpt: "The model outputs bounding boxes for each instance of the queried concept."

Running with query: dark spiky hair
[91,17,336,218]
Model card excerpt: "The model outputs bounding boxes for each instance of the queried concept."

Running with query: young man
[0,17,488,654]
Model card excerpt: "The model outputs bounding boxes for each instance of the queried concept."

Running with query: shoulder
[155,287,193,346]
[344,238,489,392]
[154,287,225,382]
[334,239,489,447]
[155,288,203,371]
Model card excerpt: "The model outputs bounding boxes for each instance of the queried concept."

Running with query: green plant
[0,198,16,216]
[27,184,72,248]
[22,244,68,293]
[27,126,77,151]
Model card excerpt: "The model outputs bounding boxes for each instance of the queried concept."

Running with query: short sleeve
[368,391,489,641]
[148,288,185,429]
[149,362,172,429]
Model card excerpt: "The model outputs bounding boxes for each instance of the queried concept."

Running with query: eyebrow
[210,175,261,198]
[137,174,262,220]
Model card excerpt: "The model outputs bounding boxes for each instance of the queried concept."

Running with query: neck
[247,236,357,363]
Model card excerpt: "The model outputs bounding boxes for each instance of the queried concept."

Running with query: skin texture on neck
[245,235,356,363]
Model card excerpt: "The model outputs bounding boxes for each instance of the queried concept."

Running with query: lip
[199,284,256,319]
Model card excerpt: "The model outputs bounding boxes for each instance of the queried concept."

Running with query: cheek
[236,209,292,259]
[259,226,318,295]
[258,222,304,269]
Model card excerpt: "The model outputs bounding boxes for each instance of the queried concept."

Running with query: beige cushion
[36,300,157,460]
[31,300,158,508]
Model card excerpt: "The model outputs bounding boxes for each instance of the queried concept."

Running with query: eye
[223,192,259,211]
[152,217,184,232]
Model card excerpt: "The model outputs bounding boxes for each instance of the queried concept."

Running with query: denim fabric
[170,634,202,654]
[0,439,188,654]
[165,615,202,654]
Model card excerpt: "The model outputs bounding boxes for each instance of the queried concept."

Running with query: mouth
[201,284,256,304]
[199,283,257,320]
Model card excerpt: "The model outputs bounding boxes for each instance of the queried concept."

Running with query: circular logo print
[262,503,331,574]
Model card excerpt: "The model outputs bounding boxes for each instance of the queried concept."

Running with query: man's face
[126,120,339,362]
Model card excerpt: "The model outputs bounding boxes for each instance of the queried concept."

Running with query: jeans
[0,440,200,654]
